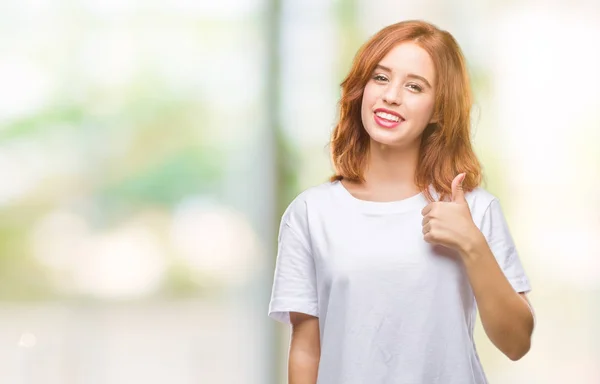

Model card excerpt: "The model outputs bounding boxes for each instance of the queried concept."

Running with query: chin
[367,128,410,148]
[366,121,426,149]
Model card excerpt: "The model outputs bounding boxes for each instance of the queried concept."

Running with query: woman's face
[361,42,437,149]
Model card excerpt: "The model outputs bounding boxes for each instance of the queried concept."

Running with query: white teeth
[375,111,401,122]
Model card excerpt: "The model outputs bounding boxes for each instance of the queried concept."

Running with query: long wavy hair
[329,20,482,202]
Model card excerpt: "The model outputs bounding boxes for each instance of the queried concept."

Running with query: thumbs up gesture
[421,173,481,254]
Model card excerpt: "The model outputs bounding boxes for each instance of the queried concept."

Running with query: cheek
[361,84,378,108]
[406,98,435,120]
[360,86,377,121]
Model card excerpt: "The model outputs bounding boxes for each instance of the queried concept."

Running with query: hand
[421,173,482,254]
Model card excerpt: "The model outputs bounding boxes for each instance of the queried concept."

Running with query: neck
[363,139,420,189]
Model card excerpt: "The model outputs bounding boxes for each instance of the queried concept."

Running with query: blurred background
[0,0,598,383]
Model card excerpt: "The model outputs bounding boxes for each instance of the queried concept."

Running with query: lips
[373,108,404,129]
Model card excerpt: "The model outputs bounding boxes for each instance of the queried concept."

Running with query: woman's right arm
[289,312,320,384]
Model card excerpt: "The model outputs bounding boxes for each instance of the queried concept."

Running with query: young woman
[268,20,535,384]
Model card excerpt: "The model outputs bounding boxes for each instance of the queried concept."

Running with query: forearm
[459,232,534,361]
[289,347,320,384]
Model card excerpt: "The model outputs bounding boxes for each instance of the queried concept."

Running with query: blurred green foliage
[0,81,225,300]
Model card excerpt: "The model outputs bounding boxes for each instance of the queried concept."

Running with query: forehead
[378,42,435,84]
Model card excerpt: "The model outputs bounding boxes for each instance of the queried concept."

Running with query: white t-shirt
[268,180,531,384]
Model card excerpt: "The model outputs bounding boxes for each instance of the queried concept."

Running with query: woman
[268,20,535,384]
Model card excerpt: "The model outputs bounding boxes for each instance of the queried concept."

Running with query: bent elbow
[506,340,531,361]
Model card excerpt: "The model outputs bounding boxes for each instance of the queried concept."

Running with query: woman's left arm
[459,234,535,361]
[421,173,535,361]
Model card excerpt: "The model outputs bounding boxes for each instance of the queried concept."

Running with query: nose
[382,83,402,106]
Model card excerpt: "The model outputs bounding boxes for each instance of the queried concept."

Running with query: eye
[407,83,423,92]
[373,74,388,82]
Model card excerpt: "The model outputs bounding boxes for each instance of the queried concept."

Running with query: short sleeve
[268,201,319,324]
[479,199,532,293]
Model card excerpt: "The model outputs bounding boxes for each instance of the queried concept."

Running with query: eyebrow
[374,64,433,89]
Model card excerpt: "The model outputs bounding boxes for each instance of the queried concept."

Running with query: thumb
[451,173,467,203]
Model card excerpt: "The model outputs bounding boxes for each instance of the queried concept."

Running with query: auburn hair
[329,20,482,202]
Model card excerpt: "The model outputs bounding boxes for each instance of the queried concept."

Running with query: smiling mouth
[373,111,404,128]
[374,111,402,122]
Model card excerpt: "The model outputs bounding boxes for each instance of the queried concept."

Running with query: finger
[421,215,431,226]
[421,203,435,216]
[424,232,433,244]
[451,173,467,203]
[422,222,431,235]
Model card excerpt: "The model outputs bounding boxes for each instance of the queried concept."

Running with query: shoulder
[465,186,497,209]
[281,180,338,225]
[465,186,501,224]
